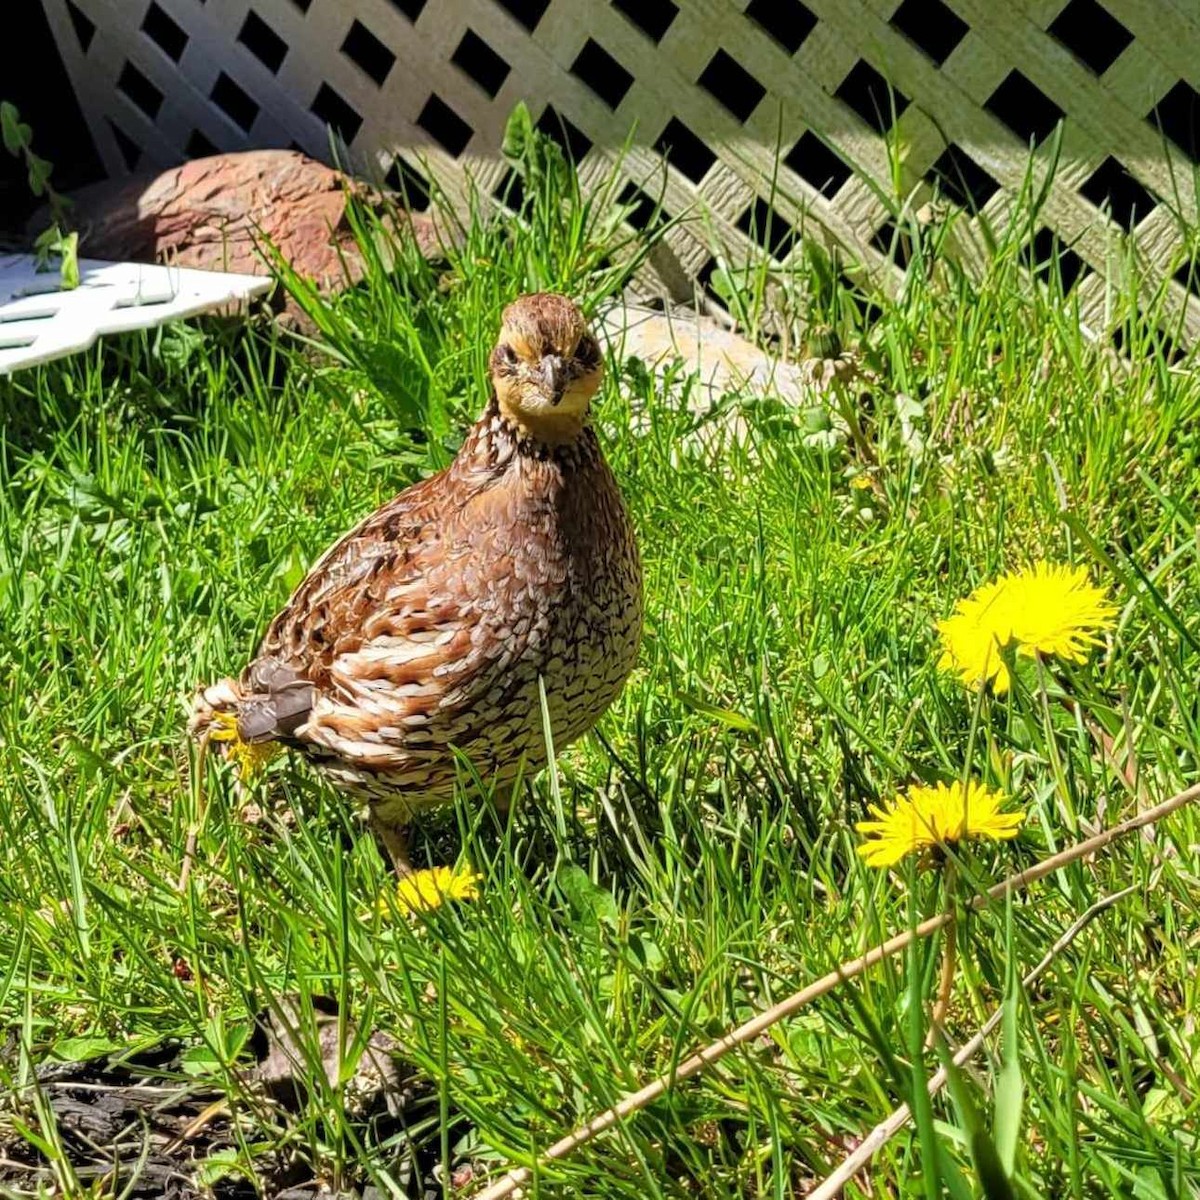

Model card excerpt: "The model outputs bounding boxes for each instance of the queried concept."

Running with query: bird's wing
[237,460,517,746]
[238,468,456,736]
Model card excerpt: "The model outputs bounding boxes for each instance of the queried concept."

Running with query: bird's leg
[369,814,414,878]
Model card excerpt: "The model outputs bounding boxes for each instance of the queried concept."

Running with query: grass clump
[1,123,1200,1199]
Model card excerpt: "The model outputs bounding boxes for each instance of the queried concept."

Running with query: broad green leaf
[0,101,28,154]
[180,1043,222,1077]
[48,1034,125,1062]
[1131,1168,1171,1200]
[706,267,739,307]
[195,1148,244,1188]
[57,231,79,289]
[627,933,664,973]
[501,101,533,163]
[994,977,1024,1175]
[273,543,309,593]
[674,689,758,732]
[556,863,618,929]
[935,1036,1016,1200]
[799,405,833,434]
[26,151,52,196]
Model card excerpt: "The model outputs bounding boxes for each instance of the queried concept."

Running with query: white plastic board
[0,254,271,374]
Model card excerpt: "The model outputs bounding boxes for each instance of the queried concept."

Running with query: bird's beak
[540,354,569,404]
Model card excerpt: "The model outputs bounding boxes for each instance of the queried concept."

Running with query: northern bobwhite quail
[190,293,643,873]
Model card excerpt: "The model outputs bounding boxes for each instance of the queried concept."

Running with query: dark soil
[1,1041,254,1199]
[0,1014,467,1199]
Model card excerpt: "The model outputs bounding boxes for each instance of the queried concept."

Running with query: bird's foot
[369,816,414,878]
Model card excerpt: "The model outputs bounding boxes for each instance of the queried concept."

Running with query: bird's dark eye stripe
[500,344,519,364]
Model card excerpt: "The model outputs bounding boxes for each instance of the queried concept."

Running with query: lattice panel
[0,255,270,373]
[41,0,1200,345]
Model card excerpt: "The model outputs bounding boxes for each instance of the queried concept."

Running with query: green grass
[2,129,1200,1198]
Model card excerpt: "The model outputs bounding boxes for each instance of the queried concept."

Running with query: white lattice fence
[40,0,1200,345]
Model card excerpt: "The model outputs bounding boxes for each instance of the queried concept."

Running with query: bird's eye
[575,336,601,368]
[499,344,519,365]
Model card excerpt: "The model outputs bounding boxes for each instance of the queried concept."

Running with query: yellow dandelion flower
[208,710,282,782]
[937,562,1116,693]
[856,780,1024,868]
[384,865,482,917]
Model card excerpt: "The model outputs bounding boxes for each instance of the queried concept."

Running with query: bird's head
[489,293,603,444]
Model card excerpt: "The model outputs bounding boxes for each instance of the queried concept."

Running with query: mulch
[0,1009,477,1199]
[2,1042,254,1199]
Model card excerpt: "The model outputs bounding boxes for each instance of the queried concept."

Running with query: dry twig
[177,729,211,892]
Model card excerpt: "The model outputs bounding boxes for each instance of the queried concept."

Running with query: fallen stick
[177,729,211,893]
[474,782,1200,1200]
[805,885,1136,1200]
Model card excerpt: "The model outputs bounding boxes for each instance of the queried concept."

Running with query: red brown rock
[34,149,441,300]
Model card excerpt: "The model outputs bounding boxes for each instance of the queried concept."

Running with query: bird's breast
[299,435,643,808]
